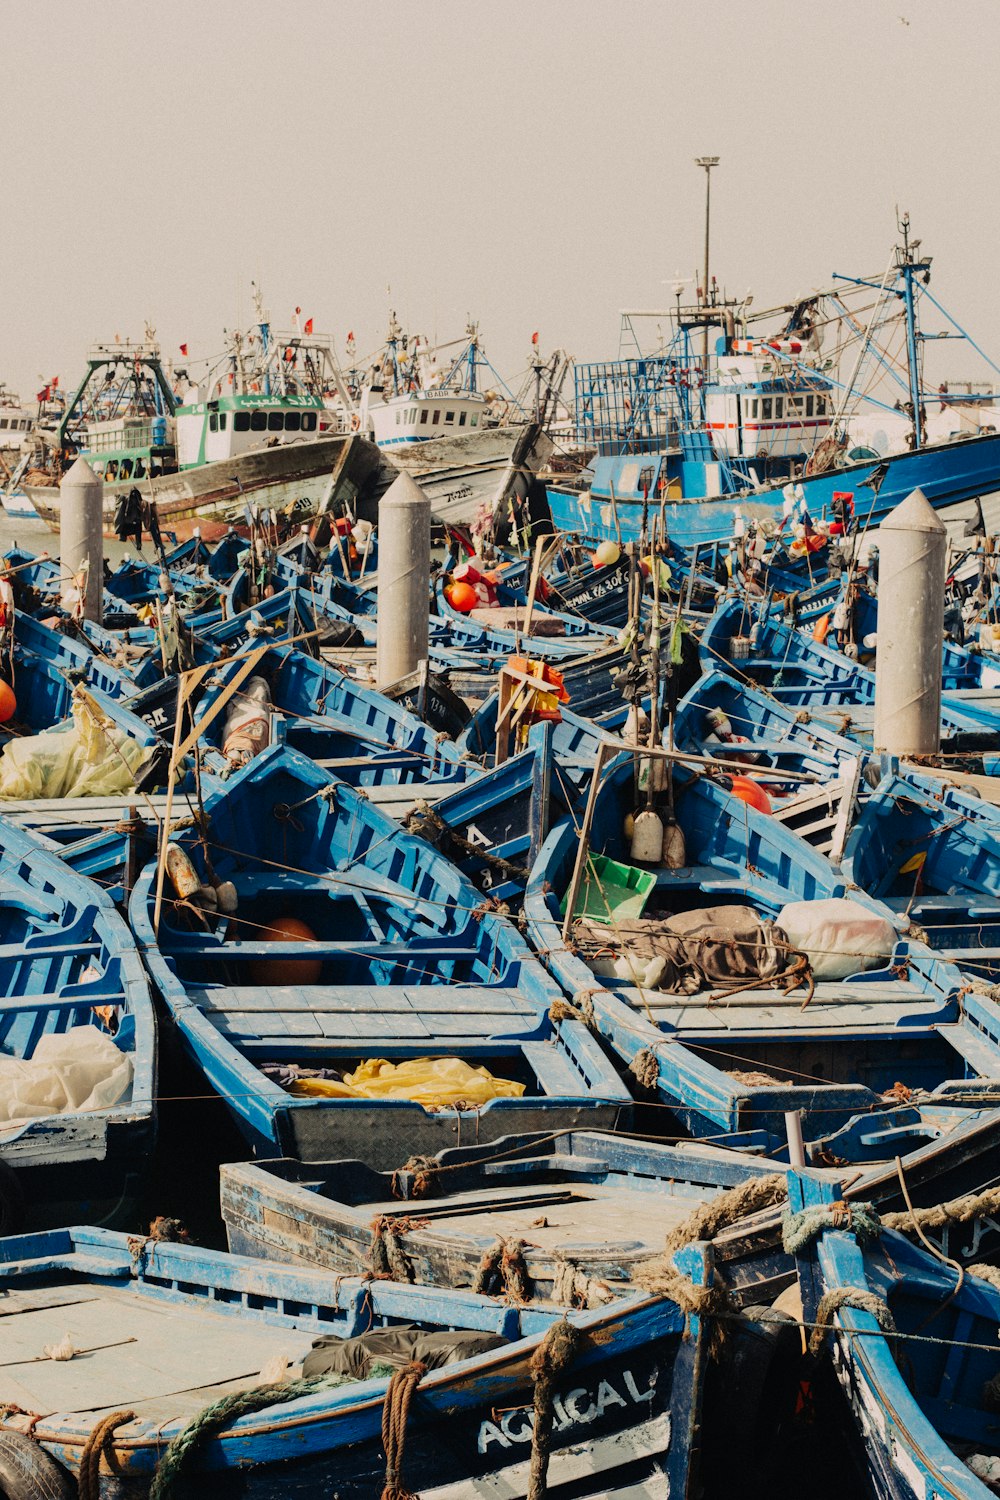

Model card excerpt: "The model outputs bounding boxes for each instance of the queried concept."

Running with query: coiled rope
[380,1360,426,1500]
[78,1410,135,1500]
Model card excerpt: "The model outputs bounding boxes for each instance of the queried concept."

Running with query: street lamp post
[695,156,720,371]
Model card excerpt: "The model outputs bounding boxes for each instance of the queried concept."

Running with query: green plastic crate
[560,853,656,923]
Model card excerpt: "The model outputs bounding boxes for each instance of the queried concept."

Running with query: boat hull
[23,435,382,540]
[547,430,1000,547]
[369,423,553,527]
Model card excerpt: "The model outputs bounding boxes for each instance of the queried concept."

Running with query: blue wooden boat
[0,817,156,1232]
[0,1225,709,1499]
[700,597,1000,753]
[194,645,473,788]
[406,730,569,904]
[130,744,631,1165]
[433,576,620,659]
[8,614,146,729]
[523,753,1000,1159]
[672,668,864,786]
[221,1128,781,1300]
[842,769,1000,984]
[788,1167,1000,1499]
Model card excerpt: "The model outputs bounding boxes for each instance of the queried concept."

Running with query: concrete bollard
[59,457,104,624]
[873,487,946,757]
[375,471,431,688]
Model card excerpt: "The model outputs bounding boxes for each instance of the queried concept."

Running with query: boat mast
[896,211,930,450]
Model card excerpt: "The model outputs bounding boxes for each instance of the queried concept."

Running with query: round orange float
[728,776,772,815]
[0,681,16,723]
[445,581,478,614]
[249,915,323,986]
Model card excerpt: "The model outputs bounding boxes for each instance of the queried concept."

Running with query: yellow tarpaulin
[287,1056,526,1108]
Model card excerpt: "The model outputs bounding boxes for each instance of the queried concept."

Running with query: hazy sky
[3,0,999,400]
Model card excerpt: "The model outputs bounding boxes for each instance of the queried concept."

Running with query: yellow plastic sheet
[0,691,149,800]
[287,1056,526,1108]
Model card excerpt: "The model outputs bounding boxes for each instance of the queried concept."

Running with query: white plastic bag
[0,1024,133,1126]
[776,897,895,981]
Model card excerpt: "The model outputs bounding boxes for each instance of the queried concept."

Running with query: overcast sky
[2,0,998,399]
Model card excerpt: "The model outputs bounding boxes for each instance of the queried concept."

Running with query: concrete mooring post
[873,487,946,757]
[59,457,104,624]
[375,471,431,688]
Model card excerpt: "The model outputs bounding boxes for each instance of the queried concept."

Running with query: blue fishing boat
[130,744,631,1165]
[221,1128,781,1299]
[194,644,473,788]
[842,769,1000,984]
[523,753,1000,1159]
[671,668,864,786]
[405,730,569,903]
[0,817,156,1232]
[0,1225,710,1499]
[700,597,1000,752]
[788,1168,1000,1499]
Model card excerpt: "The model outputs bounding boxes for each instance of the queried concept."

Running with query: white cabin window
[396,411,401,425]
[234,412,250,432]
[410,408,417,424]
[749,399,758,419]
[459,411,467,427]
[285,412,300,431]
[445,409,455,423]
[251,411,267,432]
[761,398,772,420]
[775,397,784,418]
[209,413,219,432]
[806,395,814,417]
[433,409,441,425]
[302,412,317,431]
[268,412,284,432]
[220,413,228,430]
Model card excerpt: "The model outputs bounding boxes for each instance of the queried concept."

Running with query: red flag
[284,347,294,361]
[36,385,50,403]
[179,343,188,357]
[295,306,302,316]
[347,330,354,342]
[52,376,59,388]
[531,331,539,345]
[304,317,313,335]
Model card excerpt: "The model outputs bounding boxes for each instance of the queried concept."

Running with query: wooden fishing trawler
[20,339,381,540]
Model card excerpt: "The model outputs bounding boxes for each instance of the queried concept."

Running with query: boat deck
[0,1281,317,1422]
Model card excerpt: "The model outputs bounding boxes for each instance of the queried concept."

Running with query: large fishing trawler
[18,321,379,539]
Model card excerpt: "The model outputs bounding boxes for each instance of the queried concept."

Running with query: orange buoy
[445,581,478,614]
[812,613,830,644]
[729,776,772,815]
[249,915,323,986]
[0,680,16,723]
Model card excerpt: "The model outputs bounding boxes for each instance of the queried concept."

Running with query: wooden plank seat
[190,983,545,1045]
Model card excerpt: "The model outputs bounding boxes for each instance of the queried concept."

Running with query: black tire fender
[0,1431,73,1500]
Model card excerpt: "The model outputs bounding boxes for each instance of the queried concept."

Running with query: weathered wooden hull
[367,423,554,528]
[24,435,382,540]
[0,1229,708,1500]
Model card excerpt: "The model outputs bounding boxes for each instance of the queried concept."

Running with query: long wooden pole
[561,742,612,942]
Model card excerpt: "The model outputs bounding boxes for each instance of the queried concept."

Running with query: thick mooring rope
[526,1320,587,1500]
[78,1409,135,1500]
[380,1360,426,1500]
